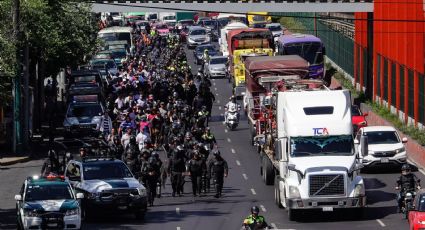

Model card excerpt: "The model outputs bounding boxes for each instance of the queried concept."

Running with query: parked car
[193,44,218,65]
[409,189,425,230]
[15,175,84,230]
[187,26,210,49]
[64,157,148,219]
[355,126,408,167]
[204,56,228,78]
[352,105,368,134]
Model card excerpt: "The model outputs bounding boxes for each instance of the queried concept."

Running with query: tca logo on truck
[313,128,329,136]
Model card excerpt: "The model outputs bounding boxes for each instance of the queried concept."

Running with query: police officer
[186,151,207,197]
[123,136,139,175]
[208,150,228,198]
[41,149,60,176]
[242,206,269,230]
[202,127,217,150]
[145,156,160,206]
[396,164,421,212]
[168,145,186,197]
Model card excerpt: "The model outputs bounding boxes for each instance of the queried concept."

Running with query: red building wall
[354,0,425,125]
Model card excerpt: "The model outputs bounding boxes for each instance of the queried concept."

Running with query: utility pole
[365,12,374,101]
[23,42,29,150]
[12,0,22,154]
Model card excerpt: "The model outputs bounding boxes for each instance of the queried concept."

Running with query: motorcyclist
[186,151,207,197]
[396,164,421,212]
[224,96,241,123]
[242,206,269,230]
[208,150,228,198]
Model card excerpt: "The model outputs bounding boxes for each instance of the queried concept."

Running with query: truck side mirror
[276,138,288,162]
[360,135,368,157]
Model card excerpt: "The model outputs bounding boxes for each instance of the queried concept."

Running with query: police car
[15,175,83,230]
[64,157,148,219]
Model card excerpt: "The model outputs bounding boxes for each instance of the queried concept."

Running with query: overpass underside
[91,1,374,12]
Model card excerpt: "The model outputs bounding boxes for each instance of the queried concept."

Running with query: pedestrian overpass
[91,1,373,12]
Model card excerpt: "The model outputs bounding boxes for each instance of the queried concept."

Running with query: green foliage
[0,0,98,106]
[329,66,425,146]
[278,16,307,33]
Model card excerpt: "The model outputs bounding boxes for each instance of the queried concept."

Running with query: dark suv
[64,157,148,219]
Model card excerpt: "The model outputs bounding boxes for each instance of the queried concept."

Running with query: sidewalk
[0,155,31,166]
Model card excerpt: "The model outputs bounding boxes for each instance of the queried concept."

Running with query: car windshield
[25,184,73,201]
[83,162,133,180]
[283,42,323,65]
[253,15,266,21]
[73,75,96,83]
[210,58,227,65]
[290,135,354,157]
[92,60,116,69]
[268,25,281,31]
[110,50,126,59]
[190,29,206,35]
[67,104,102,117]
[365,131,400,144]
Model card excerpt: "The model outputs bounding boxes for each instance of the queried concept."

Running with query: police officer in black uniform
[396,164,421,212]
[186,151,207,197]
[123,136,139,175]
[41,149,60,176]
[168,145,186,197]
[208,150,228,198]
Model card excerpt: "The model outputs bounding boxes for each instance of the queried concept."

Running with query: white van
[98,26,134,50]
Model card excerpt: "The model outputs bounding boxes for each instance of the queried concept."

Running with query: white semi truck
[257,88,366,220]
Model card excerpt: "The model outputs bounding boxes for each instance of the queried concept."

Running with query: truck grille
[309,174,345,196]
[373,151,396,158]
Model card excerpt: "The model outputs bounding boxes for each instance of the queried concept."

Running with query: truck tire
[288,208,298,221]
[262,157,274,185]
[274,178,283,208]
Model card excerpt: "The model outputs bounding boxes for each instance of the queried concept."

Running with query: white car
[355,126,408,167]
[265,23,284,42]
[15,175,83,230]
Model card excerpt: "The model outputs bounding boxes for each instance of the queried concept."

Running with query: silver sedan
[204,56,228,79]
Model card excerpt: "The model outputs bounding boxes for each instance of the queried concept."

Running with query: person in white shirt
[224,96,240,123]
[136,131,151,151]
[115,95,125,110]
[121,128,133,150]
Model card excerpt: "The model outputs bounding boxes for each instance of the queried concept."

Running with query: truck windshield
[290,135,353,157]
[283,42,323,65]
[83,162,133,180]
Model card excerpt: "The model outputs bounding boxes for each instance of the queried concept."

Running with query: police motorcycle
[225,101,240,131]
[397,186,417,219]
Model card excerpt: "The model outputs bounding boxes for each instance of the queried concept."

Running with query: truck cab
[259,89,366,220]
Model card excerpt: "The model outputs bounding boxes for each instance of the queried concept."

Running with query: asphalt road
[0,42,422,230]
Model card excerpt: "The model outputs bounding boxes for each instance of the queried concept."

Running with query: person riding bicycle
[396,164,421,212]
[242,206,269,230]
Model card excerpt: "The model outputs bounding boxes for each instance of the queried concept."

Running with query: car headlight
[205,36,210,42]
[65,208,80,216]
[395,147,405,154]
[353,184,365,197]
[24,209,40,217]
[92,116,101,124]
[137,187,147,197]
[86,192,99,199]
[288,185,301,199]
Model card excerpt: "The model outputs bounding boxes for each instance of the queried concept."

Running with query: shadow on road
[0,208,17,229]
[364,178,387,190]
[366,190,396,205]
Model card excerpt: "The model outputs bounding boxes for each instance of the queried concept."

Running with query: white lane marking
[215,93,219,96]
[214,87,217,91]
[218,106,222,110]
[177,227,181,230]
[250,188,257,195]
[260,205,267,212]
[242,173,248,180]
[217,100,220,104]
[176,207,180,215]
[236,160,241,166]
[225,129,228,133]
[227,138,231,143]
[270,223,277,229]
[231,148,236,154]
[213,82,216,85]
[376,219,385,227]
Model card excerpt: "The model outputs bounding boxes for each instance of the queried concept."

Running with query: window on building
[391,62,397,107]
[383,58,389,101]
[419,73,425,125]
[400,66,405,110]
[408,69,415,118]
[376,55,381,96]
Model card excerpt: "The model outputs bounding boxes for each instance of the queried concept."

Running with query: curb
[0,156,31,166]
